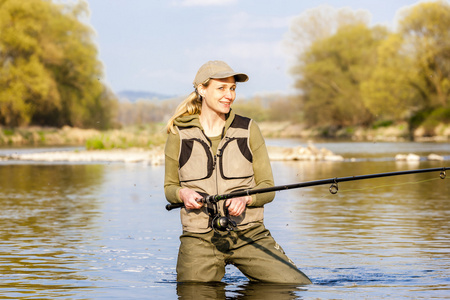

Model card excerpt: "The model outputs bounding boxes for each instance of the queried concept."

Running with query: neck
[199,111,226,137]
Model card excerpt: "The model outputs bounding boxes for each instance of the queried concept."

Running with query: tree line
[1,0,449,134]
[285,1,450,134]
[0,0,117,129]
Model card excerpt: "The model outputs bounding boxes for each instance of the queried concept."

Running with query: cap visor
[211,72,249,82]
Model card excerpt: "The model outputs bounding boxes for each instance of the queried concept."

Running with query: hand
[179,188,203,210]
[225,196,251,217]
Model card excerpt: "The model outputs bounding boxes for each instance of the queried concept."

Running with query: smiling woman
[197,78,237,136]
[163,60,311,285]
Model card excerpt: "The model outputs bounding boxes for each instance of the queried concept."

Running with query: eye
[231,86,236,91]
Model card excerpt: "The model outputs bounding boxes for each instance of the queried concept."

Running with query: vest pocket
[179,138,214,182]
[219,138,254,180]
[180,206,211,232]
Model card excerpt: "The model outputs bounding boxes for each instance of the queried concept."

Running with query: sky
[85,0,423,98]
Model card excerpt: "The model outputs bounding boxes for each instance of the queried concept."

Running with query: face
[198,77,236,117]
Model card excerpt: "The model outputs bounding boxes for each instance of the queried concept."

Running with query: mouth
[219,101,232,107]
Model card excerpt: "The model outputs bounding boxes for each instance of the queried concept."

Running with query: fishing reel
[212,214,237,232]
[208,200,237,232]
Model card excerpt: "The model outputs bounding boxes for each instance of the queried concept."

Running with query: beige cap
[193,60,249,87]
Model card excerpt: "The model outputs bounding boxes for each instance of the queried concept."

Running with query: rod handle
[165,203,184,211]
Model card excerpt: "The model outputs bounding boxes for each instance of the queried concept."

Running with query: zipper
[217,138,253,180]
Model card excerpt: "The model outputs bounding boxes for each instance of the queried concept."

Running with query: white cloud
[175,0,237,7]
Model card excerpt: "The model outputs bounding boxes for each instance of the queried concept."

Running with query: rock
[407,153,421,161]
[395,153,421,161]
[428,153,444,161]
[5,144,344,164]
[267,145,343,161]
[6,148,165,165]
[395,154,406,161]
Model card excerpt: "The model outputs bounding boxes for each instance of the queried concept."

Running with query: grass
[1,119,449,147]
[0,123,167,148]
[84,124,167,150]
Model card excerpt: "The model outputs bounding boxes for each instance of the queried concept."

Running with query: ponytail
[166,91,201,134]
[166,80,210,134]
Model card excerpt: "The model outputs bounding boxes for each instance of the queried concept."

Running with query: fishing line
[265,176,448,222]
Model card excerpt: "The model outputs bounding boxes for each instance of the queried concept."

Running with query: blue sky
[85,0,422,98]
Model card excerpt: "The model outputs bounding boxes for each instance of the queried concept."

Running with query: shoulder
[230,113,252,129]
[248,120,265,150]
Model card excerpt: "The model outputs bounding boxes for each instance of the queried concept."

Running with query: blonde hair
[166,80,210,134]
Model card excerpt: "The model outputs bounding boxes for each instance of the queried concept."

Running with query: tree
[361,0,450,125]
[398,0,450,109]
[285,5,371,57]
[361,33,422,120]
[295,24,388,127]
[0,0,117,128]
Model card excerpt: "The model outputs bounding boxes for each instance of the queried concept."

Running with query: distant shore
[258,121,450,142]
[1,142,447,164]
[1,122,449,149]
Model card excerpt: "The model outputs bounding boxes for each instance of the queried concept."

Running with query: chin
[223,107,231,114]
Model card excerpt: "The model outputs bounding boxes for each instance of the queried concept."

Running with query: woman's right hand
[179,188,204,210]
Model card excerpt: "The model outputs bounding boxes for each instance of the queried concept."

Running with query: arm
[164,131,182,204]
[247,120,276,206]
[164,131,203,209]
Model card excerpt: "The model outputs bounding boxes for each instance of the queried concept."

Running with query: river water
[1,141,449,299]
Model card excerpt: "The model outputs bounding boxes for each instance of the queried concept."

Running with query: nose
[224,88,234,99]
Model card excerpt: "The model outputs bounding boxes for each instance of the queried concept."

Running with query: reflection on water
[0,164,104,298]
[0,142,449,299]
[265,159,450,298]
[176,282,308,300]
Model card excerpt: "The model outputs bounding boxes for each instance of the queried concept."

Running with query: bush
[86,138,105,150]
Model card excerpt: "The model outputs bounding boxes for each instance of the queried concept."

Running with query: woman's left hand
[225,196,252,216]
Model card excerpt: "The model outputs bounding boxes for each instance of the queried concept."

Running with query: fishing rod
[165,167,449,211]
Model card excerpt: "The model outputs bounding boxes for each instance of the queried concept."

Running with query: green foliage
[361,33,422,120]
[86,137,105,150]
[3,129,14,136]
[84,124,167,150]
[287,1,450,134]
[372,120,394,129]
[295,24,386,127]
[0,0,118,129]
[398,0,450,109]
[421,106,450,131]
[363,0,450,122]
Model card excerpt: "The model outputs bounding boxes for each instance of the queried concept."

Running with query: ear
[197,84,206,97]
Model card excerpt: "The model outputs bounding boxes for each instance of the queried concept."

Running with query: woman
[164,60,311,284]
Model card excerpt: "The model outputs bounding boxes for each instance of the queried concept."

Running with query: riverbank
[0,124,166,148]
[1,122,449,147]
[259,122,450,142]
[1,142,447,164]
[0,144,344,164]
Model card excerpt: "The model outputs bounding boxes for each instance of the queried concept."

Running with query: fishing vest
[177,115,264,233]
